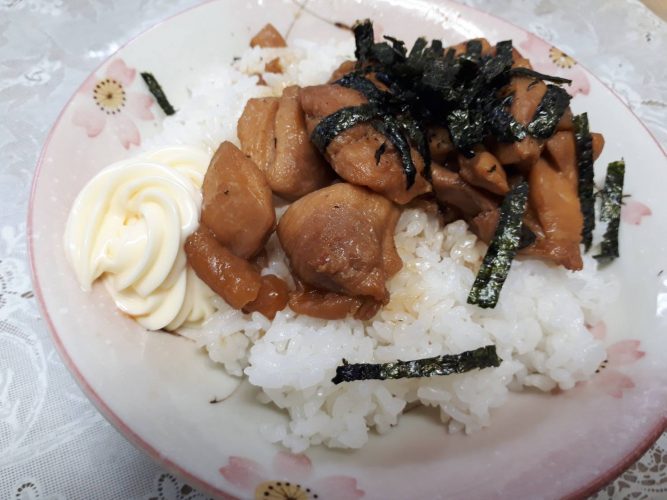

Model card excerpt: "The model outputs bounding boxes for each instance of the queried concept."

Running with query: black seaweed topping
[140,72,175,116]
[527,85,571,138]
[335,73,387,102]
[594,160,625,263]
[483,94,527,143]
[372,116,417,188]
[310,86,420,188]
[374,142,387,164]
[317,20,575,192]
[463,39,483,63]
[481,40,513,82]
[352,19,374,66]
[573,113,596,251]
[468,181,530,308]
[447,109,486,156]
[397,114,431,178]
[373,35,408,65]
[508,67,572,85]
[332,345,501,384]
[311,104,383,152]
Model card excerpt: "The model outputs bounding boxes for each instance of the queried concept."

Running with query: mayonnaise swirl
[64,146,217,330]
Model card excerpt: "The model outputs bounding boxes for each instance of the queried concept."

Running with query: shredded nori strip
[508,67,573,85]
[518,225,537,249]
[335,71,429,183]
[335,73,387,102]
[332,345,501,384]
[370,35,407,65]
[481,40,513,82]
[483,94,526,143]
[372,116,417,188]
[370,42,399,65]
[140,72,175,116]
[468,181,529,308]
[374,142,387,164]
[310,104,383,152]
[527,85,571,138]
[574,113,596,251]
[447,108,486,156]
[397,114,431,178]
[594,160,625,263]
[353,19,374,66]
[422,57,454,92]
[463,39,483,64]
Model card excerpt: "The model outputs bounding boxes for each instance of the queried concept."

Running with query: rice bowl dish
[63,22,624,455]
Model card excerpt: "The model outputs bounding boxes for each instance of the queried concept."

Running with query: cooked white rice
[153,39,618,452]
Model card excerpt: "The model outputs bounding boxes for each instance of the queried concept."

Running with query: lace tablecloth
[1,1,665,498]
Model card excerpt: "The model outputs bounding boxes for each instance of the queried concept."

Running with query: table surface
[1,1,665,498]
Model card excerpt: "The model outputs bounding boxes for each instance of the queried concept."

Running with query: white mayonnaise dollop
[64,146,216,331]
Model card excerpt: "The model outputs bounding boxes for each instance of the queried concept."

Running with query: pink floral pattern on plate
[519,35,590,96]
[72,58,154,149]
[219,450,364,500]
[587,321,646,399]
[621,200,652,225]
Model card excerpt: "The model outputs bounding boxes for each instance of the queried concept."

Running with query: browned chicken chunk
[542,130,603,176]
[526,157,583,270]
[237,97,279,173]
[277,183,402,307]
[237,87,333,200]
[300,84,367,132]
[543,130,604,184]
[299,84,432,204]
[265,58,282,74]
[557,108,574,131]
[272,86,334,200]
[509,58,548,124]
[249,23,287,48]
[431,164,498,218]
[289,287,381,321]
[520,129,603,269]
[328,60,388,90]
[185,226,262,309]
[201,141,275,259]
[329,60,357,83]
[469,206,545,248]
[428,126,455,163]
[491,55,545,168]
[544,131,578,184]
[458,149,509,195]
[592,133,605,161]
[468,209,499,244]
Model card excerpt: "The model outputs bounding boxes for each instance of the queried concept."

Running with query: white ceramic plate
[29,0,667,498]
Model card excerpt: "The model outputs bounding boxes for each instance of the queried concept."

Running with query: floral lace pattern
[142,473,210,500]
[12,479,64,500]
[1,0,666,499]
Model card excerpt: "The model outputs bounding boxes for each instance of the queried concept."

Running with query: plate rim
[27,0,667,498]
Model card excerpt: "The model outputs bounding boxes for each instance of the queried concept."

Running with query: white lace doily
[0,0,665,498]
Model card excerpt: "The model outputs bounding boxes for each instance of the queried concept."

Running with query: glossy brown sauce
[288,288,381,321]
[243,275,290,319]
